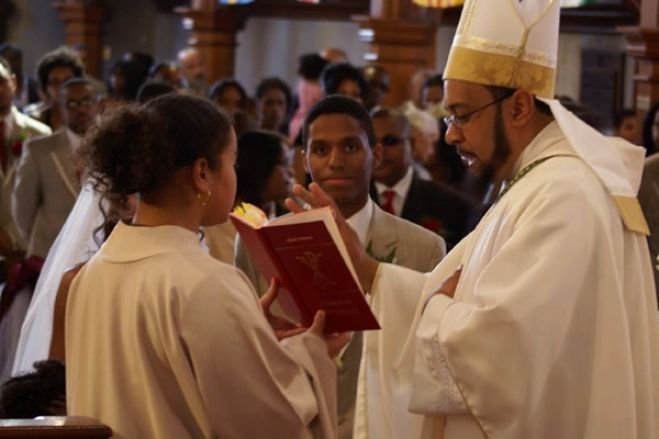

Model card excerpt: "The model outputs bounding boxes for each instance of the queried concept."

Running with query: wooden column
[620,0,659,116]
[53,0,105,78]
[176,1,247,83]
[354,0,440,106]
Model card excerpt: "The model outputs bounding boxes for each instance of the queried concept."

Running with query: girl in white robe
[64,94,346,439]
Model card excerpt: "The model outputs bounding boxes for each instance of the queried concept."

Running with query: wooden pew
[0,416,112,438]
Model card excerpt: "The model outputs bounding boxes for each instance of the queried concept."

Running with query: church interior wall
[5,1,634,114]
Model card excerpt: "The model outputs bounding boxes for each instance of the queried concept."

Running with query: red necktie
[380,189,396,215]
[0,120,6,173]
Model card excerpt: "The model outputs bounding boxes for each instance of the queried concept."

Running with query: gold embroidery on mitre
[614,196,650,236]
[457,35,556,68]
[444,46,555,98]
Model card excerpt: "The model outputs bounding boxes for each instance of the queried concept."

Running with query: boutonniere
[9,129,28,159]
[366,241,397,263]
[419,215,448,238]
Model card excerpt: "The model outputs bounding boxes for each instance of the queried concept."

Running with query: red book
[230,204,380,333]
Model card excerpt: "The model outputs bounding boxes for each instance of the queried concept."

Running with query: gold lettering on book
[285,236,313,244]
[295,251,337,290]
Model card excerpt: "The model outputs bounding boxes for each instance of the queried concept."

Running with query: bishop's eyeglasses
[443,92,514,128]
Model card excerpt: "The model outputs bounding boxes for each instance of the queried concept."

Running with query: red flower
[420,216,442,233]
[10,139,22,158]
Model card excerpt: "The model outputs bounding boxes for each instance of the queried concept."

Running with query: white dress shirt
[374,166,414,217]
[345,197,374,245]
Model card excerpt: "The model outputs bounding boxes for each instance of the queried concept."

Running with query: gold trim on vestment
[454,35,556,68]
[444,46,555,98]
[614,196,650,236]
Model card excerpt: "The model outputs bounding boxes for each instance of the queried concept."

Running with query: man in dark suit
[371,107,475,249]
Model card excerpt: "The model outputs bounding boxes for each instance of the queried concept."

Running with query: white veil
[11,182,104,374]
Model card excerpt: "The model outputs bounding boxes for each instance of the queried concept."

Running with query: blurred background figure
[24,47,84,131]
[404,107,439,180]
[0,57,51,383]
[556,94,600,130]
[320,63,367,103]
[70,44,108,98]
[428,121,468,190]
[643,102,659,156]
[362,65,390,111]
[288,54,328,186]
[614,108,640,145]
[288,53,328,144]
[0,44,39,110]
[255,77,291,135]
[235,130,293,217]
[147,62,182,90]
[176,46,208,97]
[204,130,292,264]
[208,78,248,115]
[107,58,147,103]
[404,68,433,112]
[136,82,175,104]
[320,47,348,64]
[421,73,445,117]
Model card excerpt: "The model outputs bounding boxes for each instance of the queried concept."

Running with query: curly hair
[82,94,232,207]
[0,360,66,418]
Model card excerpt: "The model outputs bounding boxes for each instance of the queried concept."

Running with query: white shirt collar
[346,197,373,245]
[66,128,82,152]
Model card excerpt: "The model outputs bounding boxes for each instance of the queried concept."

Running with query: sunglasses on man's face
[378,135,406,147]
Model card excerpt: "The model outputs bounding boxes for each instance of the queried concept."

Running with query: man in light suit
[0,58,51,254]
[12,77,98,260]
[235,96,445,438]
[0,57,51,382]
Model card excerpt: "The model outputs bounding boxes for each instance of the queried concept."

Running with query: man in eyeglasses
[288,0,659,437]
[371,107,474,250]
[13,78,98,260]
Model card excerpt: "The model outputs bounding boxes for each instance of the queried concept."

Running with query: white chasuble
[363,122,659,439]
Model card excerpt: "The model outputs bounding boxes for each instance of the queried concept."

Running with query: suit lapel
[2,108,28,186]
[365,203,398,261]
[50,130,79,200]
[400,174,422,221]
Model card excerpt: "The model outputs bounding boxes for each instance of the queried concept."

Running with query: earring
[197,190,212,207]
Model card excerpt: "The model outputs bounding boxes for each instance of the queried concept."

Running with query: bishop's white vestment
[362,122,659,439]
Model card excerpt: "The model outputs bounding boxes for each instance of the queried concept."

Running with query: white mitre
[444,0,649,235]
